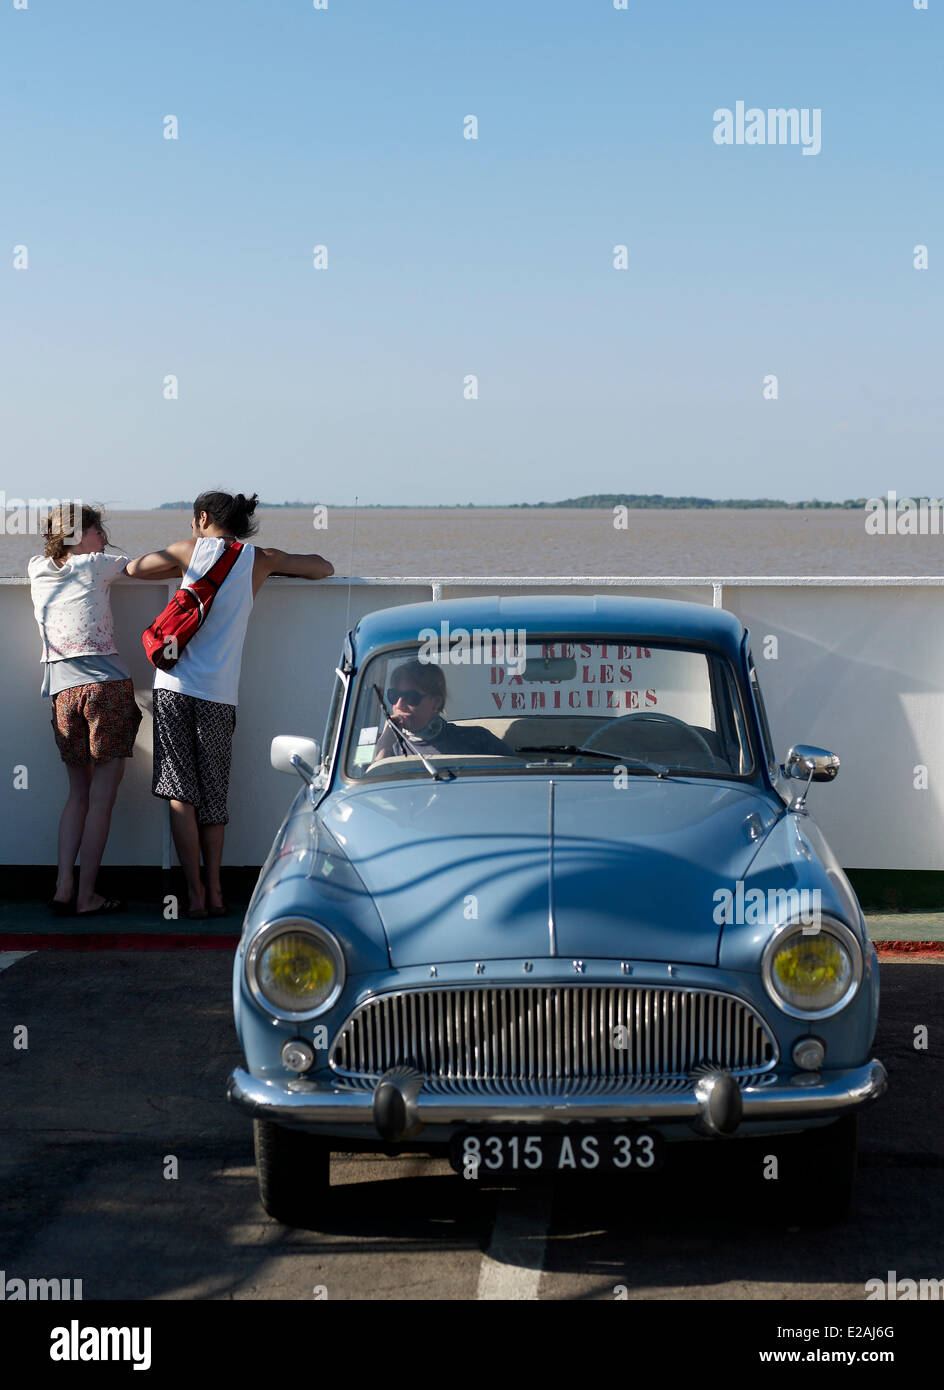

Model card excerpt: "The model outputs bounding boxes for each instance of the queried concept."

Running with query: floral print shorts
[51,678,143,765]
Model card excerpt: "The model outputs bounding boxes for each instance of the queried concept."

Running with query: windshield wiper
[372,685,456,782]
[516,745,671,777]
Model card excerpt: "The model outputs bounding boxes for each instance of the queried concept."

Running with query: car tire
[253,1119,330,1227]
[769,1114,859,1227]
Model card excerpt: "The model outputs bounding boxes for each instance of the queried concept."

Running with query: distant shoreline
[151,496,870,512]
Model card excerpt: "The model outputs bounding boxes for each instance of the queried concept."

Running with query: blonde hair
[43,504,109,561]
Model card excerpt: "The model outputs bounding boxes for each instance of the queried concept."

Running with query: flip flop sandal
[76,898,126,917]
[48,895,77,916]
[185,907,209,920]
[206,904,231,918]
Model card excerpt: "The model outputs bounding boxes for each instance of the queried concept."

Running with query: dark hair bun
[193,489,260,539]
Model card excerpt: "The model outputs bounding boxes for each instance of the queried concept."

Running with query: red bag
[142,541,243,670]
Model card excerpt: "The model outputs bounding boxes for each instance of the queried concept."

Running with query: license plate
[449,1129,663,1177]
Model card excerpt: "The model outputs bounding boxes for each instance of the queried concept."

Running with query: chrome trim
[227,1059,888,1128]
[762,916,863,1021]
[786,745,840,782]
[692,1071,743,1136]
[245,917,346,1021]
[322,666,351,783]
[785,744,840,812]
[328,984,778,1085]
[547,779,557,957]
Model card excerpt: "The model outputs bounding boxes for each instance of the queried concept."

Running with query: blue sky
[2,0,940,506]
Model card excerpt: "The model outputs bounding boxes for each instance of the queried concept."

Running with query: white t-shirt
[153,538,255,706]
[28,552,129,661]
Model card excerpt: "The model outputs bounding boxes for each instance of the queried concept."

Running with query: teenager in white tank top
[127,491,333,917]
[152,537,255,706]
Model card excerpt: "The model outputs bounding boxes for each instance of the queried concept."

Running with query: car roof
[351,594,746,661]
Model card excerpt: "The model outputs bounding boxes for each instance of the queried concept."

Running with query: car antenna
[343,494,358,642]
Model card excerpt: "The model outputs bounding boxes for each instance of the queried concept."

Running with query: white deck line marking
[476,1188,552,1300]
[0,951,35,972]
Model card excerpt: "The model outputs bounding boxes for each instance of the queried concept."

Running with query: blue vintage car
[227,595,885,1226]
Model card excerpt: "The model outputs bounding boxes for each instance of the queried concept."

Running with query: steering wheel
[581,712,715,763]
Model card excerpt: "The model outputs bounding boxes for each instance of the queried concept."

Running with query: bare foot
[53,879,75,904]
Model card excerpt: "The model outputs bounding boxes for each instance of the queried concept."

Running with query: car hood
[323,776,779,967]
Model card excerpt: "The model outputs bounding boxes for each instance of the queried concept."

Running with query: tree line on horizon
[158,494,870,511]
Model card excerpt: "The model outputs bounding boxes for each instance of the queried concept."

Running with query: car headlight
[246,919,345,1019]
[762,917,862,1020]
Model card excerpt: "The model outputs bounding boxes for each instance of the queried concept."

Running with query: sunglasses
[386,687,428,707]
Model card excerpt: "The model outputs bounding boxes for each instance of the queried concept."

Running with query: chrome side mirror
[785,745,840,782]
[784,745,839,812]
[271,735,322,786]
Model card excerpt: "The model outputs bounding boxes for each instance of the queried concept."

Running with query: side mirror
[785,745,840,783]
[271,735,322,784]
[784,745,839,813]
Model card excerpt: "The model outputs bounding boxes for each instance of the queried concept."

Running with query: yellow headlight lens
[771,932,852,1011]
[257,931,337,1012]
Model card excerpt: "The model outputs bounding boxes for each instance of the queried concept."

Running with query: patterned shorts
[51,679,143,765]
[151,688,237,825]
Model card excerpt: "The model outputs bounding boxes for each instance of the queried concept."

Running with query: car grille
[329,986,777,1087]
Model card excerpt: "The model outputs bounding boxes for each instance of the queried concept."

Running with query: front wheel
[252,1119,330,1227]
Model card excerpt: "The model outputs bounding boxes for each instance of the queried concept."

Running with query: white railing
[2,575,942,870]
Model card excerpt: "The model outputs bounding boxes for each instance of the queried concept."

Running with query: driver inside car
[373,660,515,761]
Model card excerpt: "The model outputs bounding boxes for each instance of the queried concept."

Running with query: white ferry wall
[1,575,941,871]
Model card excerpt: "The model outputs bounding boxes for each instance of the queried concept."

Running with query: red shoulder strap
[200,540,244,590]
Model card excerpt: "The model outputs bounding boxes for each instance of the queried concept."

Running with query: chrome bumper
[227,1059,887,1140]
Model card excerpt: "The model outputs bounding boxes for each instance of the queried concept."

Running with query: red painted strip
[874,940,944,956]
[0,933,238,951]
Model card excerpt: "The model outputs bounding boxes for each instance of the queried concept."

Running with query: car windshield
[343,639,755,780]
